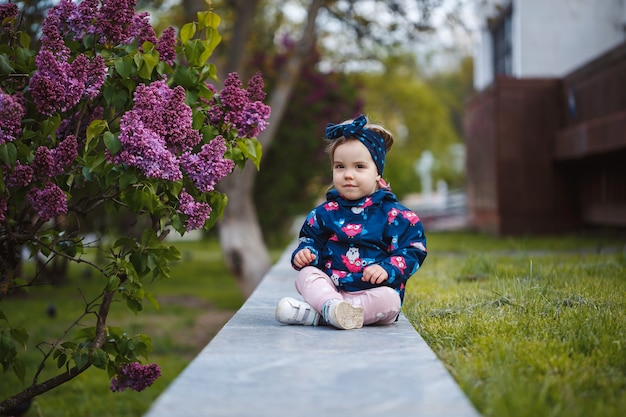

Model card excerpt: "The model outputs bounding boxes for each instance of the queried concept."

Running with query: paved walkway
[144,247,481,417]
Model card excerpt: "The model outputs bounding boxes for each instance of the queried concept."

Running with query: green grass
[0,238,244,417]
[404,231,626,417]
[3,232,625,417]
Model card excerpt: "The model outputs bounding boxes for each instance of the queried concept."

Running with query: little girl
[275,114,427,329]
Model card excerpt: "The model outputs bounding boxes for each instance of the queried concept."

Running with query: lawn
[404,231,626,417]
[1,231,624,417]
[0,238,245,417]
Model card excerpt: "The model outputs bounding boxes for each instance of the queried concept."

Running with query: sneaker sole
[333,302,364,329]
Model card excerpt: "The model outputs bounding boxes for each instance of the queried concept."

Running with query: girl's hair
[324,116,394,163]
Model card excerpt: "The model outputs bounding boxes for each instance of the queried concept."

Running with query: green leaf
[173,65,197,89]
[107,327,124,340]
[119,172,138,189]
[145,292,160,310]
[0,54,13,74]
[74,327,96,341]
[103,131,121,154]
[198,11,221,30]
[114,56,134,78]
[92,349,109,369]
[126,298,143,313]
[12,358,25,382]
[183,39,205,66]
[107,275,121,291]
[73,352,90,369]
[19,31,30,49]
[57,353,67,368]
[138,52,158,79]
[180,22,196,44]
[0,142,17,165]
[202,27,222,60]
[9,327,28,349]
[130,252,148,276]
[86,119,107,151]
[237,138,263,170]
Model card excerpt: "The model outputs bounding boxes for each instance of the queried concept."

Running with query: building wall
[473,0,626,90]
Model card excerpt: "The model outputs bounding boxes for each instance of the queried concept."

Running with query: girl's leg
[294,266,343,312]
[343,287,401,325]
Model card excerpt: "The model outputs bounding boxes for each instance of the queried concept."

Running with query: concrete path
[144,247,481,417]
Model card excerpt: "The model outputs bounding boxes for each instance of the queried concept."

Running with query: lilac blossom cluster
[115,80,200,181]
[27,183,68,222]
[0,3,18,28]
[29,0,177,115]
[110,362,161,393]
[115,80,238,231]
[180,136,235,193]
[0,89,25,144]
[178,190,212,231]
[2,136,78,221]
[207,72,271,139]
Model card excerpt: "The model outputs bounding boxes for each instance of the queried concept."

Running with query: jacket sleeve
[290,207,331,270]
[378,207,427,292]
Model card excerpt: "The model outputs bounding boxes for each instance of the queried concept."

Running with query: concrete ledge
[144,247,481,417]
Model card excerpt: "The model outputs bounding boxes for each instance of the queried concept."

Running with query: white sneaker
[322,299,364,330]
[275,297,320,326]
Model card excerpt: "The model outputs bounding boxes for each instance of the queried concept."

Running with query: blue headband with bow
[325,114,387,175]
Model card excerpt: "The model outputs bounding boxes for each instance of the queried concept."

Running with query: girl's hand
[362,264,388,284]
[293,249,316,268]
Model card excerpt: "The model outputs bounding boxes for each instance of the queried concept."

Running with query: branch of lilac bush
[0,0,270,411]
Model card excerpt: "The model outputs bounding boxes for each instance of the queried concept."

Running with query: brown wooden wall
[465,78,579,235]
[555,43,626,227]
[465,42,626,235]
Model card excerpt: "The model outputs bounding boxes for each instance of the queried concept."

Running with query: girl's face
[332,139,380,201]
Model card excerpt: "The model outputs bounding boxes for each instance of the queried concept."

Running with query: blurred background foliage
[12,0,474,246]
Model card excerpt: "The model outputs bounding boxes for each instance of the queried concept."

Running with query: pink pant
[295,266,401,325]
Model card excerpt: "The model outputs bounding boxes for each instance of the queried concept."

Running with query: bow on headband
[325,114,387,175]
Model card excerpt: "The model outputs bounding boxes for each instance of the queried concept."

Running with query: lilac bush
[0,0,269,412]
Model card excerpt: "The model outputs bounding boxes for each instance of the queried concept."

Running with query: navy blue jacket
[292,188,427,303]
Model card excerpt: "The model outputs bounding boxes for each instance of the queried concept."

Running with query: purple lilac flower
[69,0,100,39]
[0,89,26,144]
[247,71,266,102]
[160,85,201,151]
[32,146,54,180]
[178,190,212,231]
[0,3,18,23]
[30,49,105,115]
[27,182,68,221]
[116,80,203,180]
[96,0,137,46]
[130,12,157,48]
[110,362,161,393]
[208,72,271,138]
[40,6,70,59]
[6,162,34,188]
[84,55,106,100]
[156,26,177,65]
[220,72,248,114]
[180,135,235,193]
[240,101,271,138]
[51,135,79,176]
[117,115,182,181]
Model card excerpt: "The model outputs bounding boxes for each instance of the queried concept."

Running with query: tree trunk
[217,0,324,297]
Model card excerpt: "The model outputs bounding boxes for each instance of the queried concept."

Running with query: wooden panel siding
[464,77,579,235]
[464,41,626,234]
